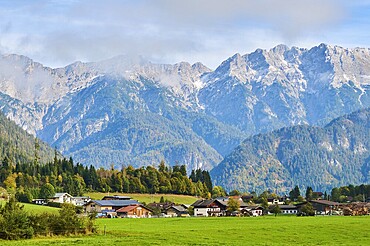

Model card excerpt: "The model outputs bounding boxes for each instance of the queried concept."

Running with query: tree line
[331,184,370,202]
[1,152,214,201]
[288,184,370,202]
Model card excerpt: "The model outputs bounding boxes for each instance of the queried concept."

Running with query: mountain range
[1,43,370,191]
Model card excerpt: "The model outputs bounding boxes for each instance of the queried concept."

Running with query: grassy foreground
[85,192,198,204]
[0,216,369,245]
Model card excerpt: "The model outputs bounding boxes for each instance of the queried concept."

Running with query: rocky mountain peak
[1,44,370,171]
[271,44,290,54]
[191,62,212,74]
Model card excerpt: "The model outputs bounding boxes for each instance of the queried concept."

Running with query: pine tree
[305,186,313,201]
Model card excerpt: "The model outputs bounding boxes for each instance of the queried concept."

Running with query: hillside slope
[211,108,370,193]
[0,111,54,167]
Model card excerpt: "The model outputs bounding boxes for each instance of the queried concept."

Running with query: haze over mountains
[1,43,370,191]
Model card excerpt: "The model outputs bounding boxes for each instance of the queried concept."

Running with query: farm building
[51,193,73,203]
[166,205,189,217]
[102,195,131,200]
[85,199,140,213]
[192,199,227,217]
[116,204,153,218]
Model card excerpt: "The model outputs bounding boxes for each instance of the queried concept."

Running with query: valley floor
[1,216,369,245]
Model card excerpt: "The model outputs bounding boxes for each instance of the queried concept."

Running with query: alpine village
[1,1,370,245]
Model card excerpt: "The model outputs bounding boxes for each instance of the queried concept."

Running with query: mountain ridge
[0,44,370,173]
[211,107,370,193]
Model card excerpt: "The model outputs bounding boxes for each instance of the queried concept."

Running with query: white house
[192,199,226,217]
[51,193,73,203]
[267,198,285,205]
[279,205,298,214]
[243,205,264,216]
[71,196,91,206]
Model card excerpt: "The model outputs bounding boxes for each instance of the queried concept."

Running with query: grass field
[0,201,59,214]
[0,216,369,245]
[84,192,198,204]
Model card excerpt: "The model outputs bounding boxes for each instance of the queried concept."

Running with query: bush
[15,191,33,203]
[55,203,84,235]
[0,198,96,240]
[29,213,56,236]
[47,201,63,208]
[298,203,315,216]
[0,197,34,240]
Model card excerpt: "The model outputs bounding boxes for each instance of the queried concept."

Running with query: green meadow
[1,216,369,245]
[0,201,59,214]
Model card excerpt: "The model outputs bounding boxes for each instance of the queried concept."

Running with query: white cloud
[0,0,353,69]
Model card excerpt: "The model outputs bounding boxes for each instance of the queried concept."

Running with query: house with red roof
[116,204,153,218]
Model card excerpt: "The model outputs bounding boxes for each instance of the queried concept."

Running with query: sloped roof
[53,193,72,198]
[244,205,264,210]
[102,195,131,200]
[168,205,187,213]
[192,199,214,207]
[310,200,340,206]
[73,196,90,199]
[268,205,297,209]
[215,197,229,202]
[90,200,140,207]
[116,205,139,213]
[192,199,227,208]
[116,204,153,213]
[216,200,228,206]
[147,202,174,209]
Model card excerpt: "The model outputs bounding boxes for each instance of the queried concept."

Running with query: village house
[241,195,254,203]
[85,199,140,214]
[71,196,91,206]
[267,197,285,205]
[192,199,227,217]
[50,193,73,204]
[116,204,153,218]
[166,205,190,217]
[312,192,324,199]
[33,193,90,206]
[217,196,248,206]
[102,195,131,200]
[192,196,251,217]
[297,200,340,215]
[275,205,298,214]
[147,201,175,213]
[242,205,264,216]
[310,200,340,215]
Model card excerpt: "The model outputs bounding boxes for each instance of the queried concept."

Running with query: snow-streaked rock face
[0,44,370,169]
[199,44,370,134]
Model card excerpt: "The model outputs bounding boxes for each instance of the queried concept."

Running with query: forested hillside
[0,109,214,200]
[211,108,370,193]
[0,111,54,167]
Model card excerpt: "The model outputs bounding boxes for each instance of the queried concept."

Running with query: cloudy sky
[0,0,370,68]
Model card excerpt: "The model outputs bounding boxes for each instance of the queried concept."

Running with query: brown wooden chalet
[147,202,175,213]
[297,200,340,215]
[166,205,190,217]
[116,204,153,218]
